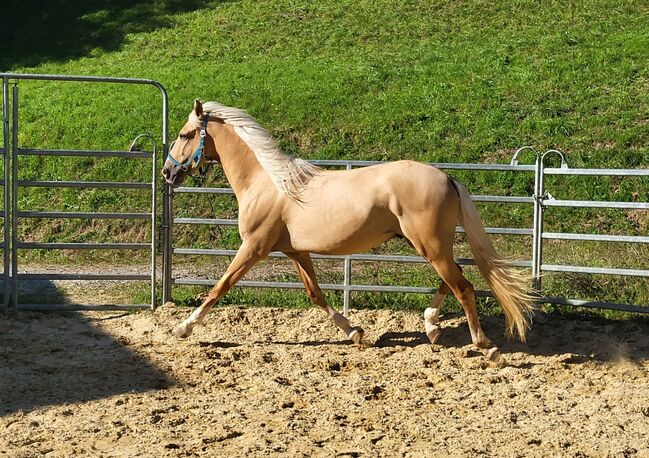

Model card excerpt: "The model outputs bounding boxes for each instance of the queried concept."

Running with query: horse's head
[162,99,218,186]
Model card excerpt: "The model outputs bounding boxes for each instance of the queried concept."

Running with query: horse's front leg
[172,242,265,338]
[287,252,364,345]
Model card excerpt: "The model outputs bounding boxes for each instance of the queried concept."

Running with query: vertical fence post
[342,163,352,317]
[134,135,159,311]
[343,255,351,318]
[532,154,543,291]
[10,84,18,308]
[151,143,157,310]
[2,78,9,309]
[535,150,568,296]
[159,87,169,308]
[129,133,159,311]
[162,182,172,304]
[511,146,542,292]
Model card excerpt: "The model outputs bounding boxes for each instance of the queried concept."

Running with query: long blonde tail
[452,179,535,341]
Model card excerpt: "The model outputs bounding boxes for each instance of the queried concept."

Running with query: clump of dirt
[1,305,648,456]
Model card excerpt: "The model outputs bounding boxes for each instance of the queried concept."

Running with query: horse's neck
[212,124,269,199]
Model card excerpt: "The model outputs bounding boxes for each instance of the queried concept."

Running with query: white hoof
[348,327,364,345]
[424,307,441,344]
[172,322,193,339]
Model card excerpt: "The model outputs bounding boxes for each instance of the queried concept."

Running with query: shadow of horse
[501,312,649,364]
[422,310,649,364]
[257,310,649,364]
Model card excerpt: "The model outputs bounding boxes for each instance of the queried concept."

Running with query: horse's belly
[284,206,399,255]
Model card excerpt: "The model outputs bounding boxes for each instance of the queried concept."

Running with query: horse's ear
[194,99,203,118]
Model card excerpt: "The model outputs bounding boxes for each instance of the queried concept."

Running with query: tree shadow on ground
[0,0,227,70]
[0,281,175,415]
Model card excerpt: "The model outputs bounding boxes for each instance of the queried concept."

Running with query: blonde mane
[190,102,320,201]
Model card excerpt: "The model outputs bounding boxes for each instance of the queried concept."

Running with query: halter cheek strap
[167,114,211,171]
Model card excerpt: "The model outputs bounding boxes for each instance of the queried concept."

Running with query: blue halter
[167,114,211,171]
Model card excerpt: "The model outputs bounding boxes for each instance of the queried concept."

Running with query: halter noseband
[167,114,211,171]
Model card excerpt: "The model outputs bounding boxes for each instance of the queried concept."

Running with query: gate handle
[129,133,157,153]
[541,149,569,169]
[510,146,539,166]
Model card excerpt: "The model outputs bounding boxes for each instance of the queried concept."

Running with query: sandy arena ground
[1,304,648,457]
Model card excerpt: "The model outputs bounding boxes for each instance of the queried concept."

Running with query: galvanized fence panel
[1,73,168,310]
[167,156,538,316]
[165,150,648,315]
[1,73,646,315]
[534,153,649,312]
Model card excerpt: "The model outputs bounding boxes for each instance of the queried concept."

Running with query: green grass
[1,0,647,312]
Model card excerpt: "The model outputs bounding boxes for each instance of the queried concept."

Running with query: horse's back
[376,160,455,208]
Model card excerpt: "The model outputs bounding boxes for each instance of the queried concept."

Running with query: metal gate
[1,73,168,310]
[530,150,649,312]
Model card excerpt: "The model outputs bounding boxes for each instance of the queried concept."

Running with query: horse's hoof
[172,323,192,339]
[426,327,441,345]
[348,327,364,345]
[485,347,507,367]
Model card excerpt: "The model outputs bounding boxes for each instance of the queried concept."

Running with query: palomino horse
[163,100,535,362]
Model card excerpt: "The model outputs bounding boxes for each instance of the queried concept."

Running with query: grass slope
[1,0,647,311]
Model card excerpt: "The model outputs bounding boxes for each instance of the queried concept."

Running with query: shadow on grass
[0,0,229,70]
[0,282,175,415]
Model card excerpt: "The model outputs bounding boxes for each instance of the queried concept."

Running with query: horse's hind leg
[287,252,364,345]
[400,224,491,348]
[424,264,465,343]
[430,256,491,348]
[429,256,501,361]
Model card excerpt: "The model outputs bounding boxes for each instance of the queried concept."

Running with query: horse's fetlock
[474,336,492,349]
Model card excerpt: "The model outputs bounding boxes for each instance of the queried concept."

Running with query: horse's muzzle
[161,159,186,186]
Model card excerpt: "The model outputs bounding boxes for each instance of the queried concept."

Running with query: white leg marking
[172,308,205,338]
[424,305,442,344]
